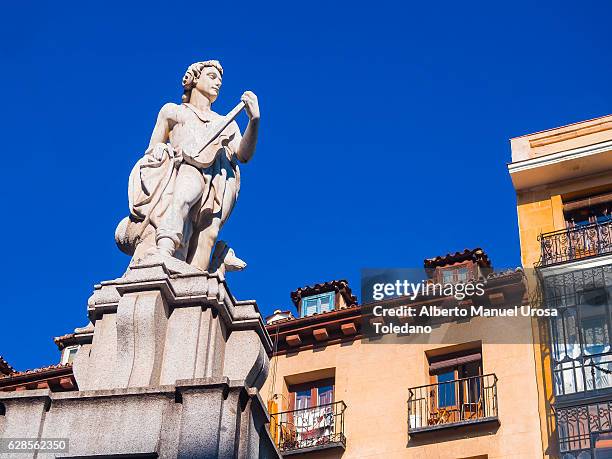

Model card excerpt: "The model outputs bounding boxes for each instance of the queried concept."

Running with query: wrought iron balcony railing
[556,400,612,456]
[538,219,612,267]
[408,374,498,433]
[269,401,346,454]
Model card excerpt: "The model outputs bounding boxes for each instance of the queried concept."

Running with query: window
[295,389,311,410]
[301,292,335,318]
[289,379,335,409]
[566,210,612,227]
[286,379,336,449]
[318,385,333,405]
[428,351,483,423]
[545,268,612,397]
[409,348,496,431]
[61,346,79,364]
[432,358,482,407]
[439,265,472,284]
[564,192,612,227]
[437,370,456,407]
[273,374,344,453]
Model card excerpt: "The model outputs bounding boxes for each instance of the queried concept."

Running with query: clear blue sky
[1,1,611,370]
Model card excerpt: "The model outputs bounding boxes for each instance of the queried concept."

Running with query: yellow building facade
[509,115,612,458]
[262,254,546,458]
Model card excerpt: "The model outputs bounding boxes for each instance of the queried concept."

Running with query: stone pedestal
[0,258,280,459]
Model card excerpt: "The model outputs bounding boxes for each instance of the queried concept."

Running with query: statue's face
[195,66,222,103]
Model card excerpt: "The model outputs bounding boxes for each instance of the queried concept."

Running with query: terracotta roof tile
[424,248,492,270]
[54,333,75,343]
[53,333,76,350]
[1,363,72,379]
[0,356,14,376]
[0,363,76,392]
[53,323,94,350]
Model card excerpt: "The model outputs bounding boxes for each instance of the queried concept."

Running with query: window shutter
[319,294,332,313]
[303,298,319,317]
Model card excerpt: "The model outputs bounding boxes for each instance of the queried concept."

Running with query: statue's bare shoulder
[158,102,185,126]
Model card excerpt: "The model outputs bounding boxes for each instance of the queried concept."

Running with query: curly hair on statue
[181,60,224,103]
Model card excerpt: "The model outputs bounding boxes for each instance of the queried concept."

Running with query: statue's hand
[146,143,168,162]
[241,91,260,121]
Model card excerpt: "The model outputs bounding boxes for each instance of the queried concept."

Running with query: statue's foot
[224,248,247,272]
[141,241,174,260]
[142,246,158,259]
[129,246,203,275]
[132,246,175,270]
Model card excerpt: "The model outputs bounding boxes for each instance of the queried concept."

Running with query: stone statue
[115,60,260,273]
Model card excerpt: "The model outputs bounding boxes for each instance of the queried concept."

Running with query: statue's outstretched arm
[236,92,260,163]
[147,103,178,150]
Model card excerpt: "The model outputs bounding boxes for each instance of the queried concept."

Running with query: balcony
[556,400,612,456]
[270,401,346,455]
[538,219,612,267]
[407,374,499,434]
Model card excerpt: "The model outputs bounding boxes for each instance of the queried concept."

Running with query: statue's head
[182,60,224,104]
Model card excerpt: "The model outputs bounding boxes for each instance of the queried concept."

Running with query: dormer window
[440,265,471,284]
[301,292,335,318]
[291,280,356,319]
[424,248,491,284]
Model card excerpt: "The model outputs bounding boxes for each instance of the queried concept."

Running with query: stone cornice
[88,260,273,355]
